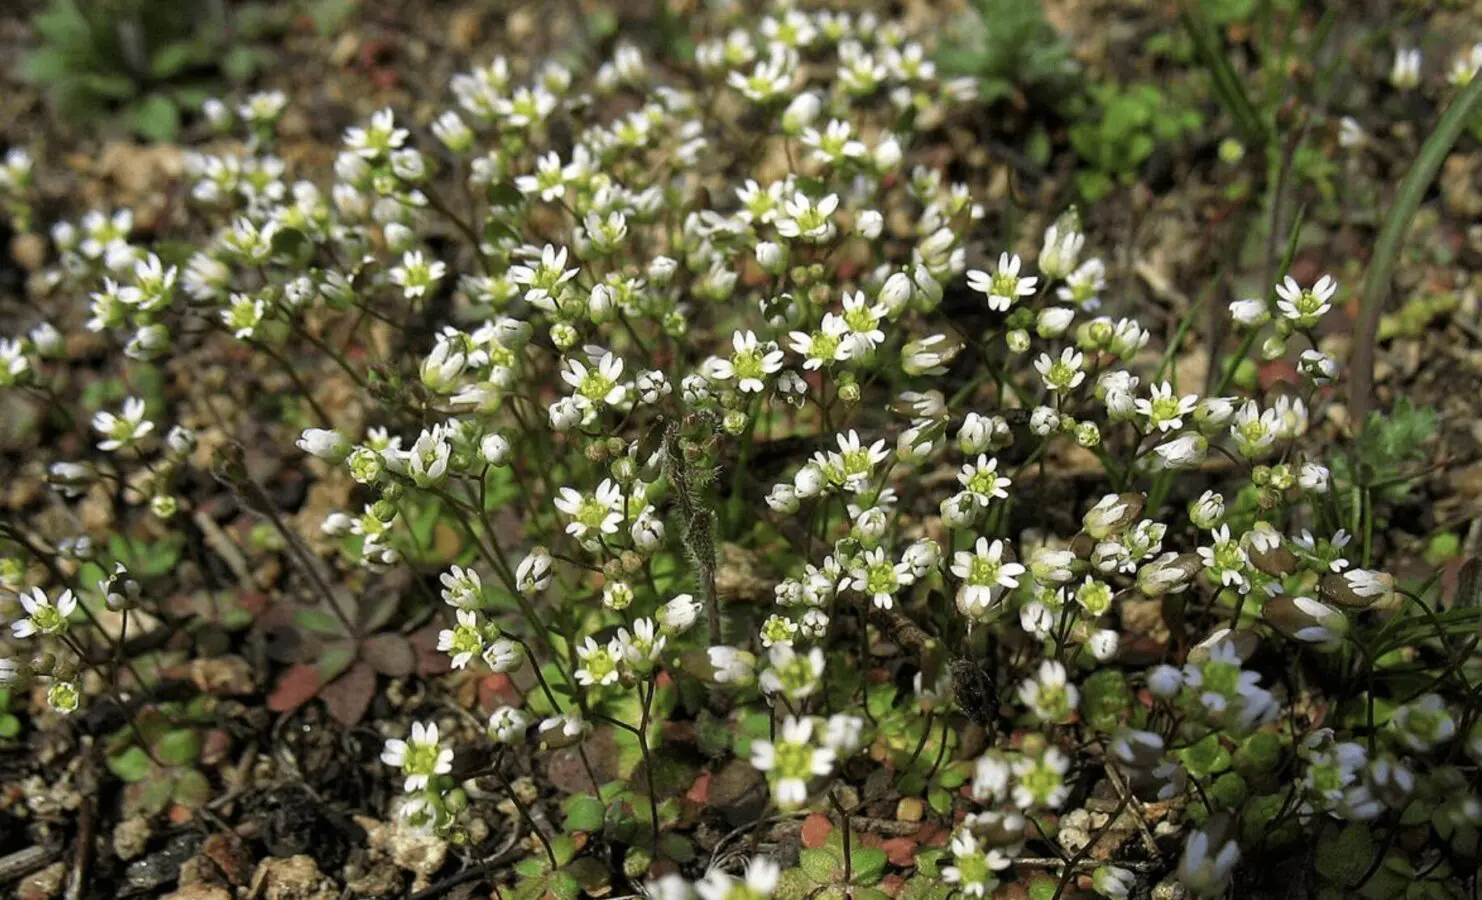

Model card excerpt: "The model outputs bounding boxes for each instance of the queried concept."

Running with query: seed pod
[951,656,997,730]
[1137,552,1202,598]
[1082,492,1146,540]
[1126,760,1187,803]
[1069,532,1097,560]
[1110,728,1166,770]
[1263,595,1347,647]
[1187,628,1260,664]
[968,810,1027,846]
[1248,541,1298,578]
[1321,570,1396,610]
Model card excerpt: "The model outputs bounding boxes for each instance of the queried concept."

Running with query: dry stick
[1351,74,1482,427]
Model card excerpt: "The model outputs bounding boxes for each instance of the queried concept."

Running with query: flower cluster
[0,4,1476,898]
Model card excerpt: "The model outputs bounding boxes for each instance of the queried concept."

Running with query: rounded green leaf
[155,729,202,767]
[850,848,888,886]
[107,746,153,783]
[800,848,841,884]
[563,795,606,833]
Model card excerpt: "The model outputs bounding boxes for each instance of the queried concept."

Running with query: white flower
[1391,48,1422,90]
[942,828,1011,897]
[1088,629,1120,661]
[1034,347,1085,392]
[956,454,1011,506]
[1039,220,1084,280]
[781,92,822,134]
[1154,433,1208,469]
[440,565,483,608]
[405,427,452,487]
[1092,866,1136,900]
[93,397,154,451]
[1058,258,1105,308]
[1147,664,1183,699]
[1299,462,1330,493]
[436,609,485,669]
[420,339,467,393]
[950,538,1025,619]
[696,858,781,900]
[709,646,757,686]
[381,721,454,792]
[1017,659,1078,724]
[1178,823,1240,896]
[658,594,702,634]
[516,548,553,593]
[553,480,624,538]
[1298,349,1338,385]
[575,636,622,686]
[1274,274,1336,327]
[389,250,446,300]
[775,191,839,243]
[1135,382,1197,433]
[848,546,914,609]
[1228,297,1270,327]
[297,428,349,462]
[1392,693,1456,751]
[749,716,834,809]
[11,587,76,638]
[709,331,784,393]
[966,253,1038,311]
[488,706,529,744]
[562,352,628,408]
[758,644,825,699]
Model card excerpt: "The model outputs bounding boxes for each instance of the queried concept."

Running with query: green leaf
[270,227,312,262]
[913,848,946,877]
[79,72,141,100]
[316,643,357,684]
[0,715,19,739]
[172,768,212,807]
[1179,9,1266,145]
[138,773,177,816]
[1352,72,1482,422]
[19,48,70,84]
[927,786,952,815]
[1315,823,1374,886]
[563,795,606,833]
[850,848,888,885]
[659,832,695,863]
[486,182,525,209]
[294,607,348,637]
[107,746,154,783]
[900,876,954,900]
[129,95,181,141]
[1233,731,1283,777]
[1178,733,1232,778]
[150,41,199,79]
[866,684,898,720]
[1081,668,1132,733]
[155,728,202,766]
[222,46,261,82]
[548,871,580,900]
[800,848,841,884]
[550,833,577,868]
